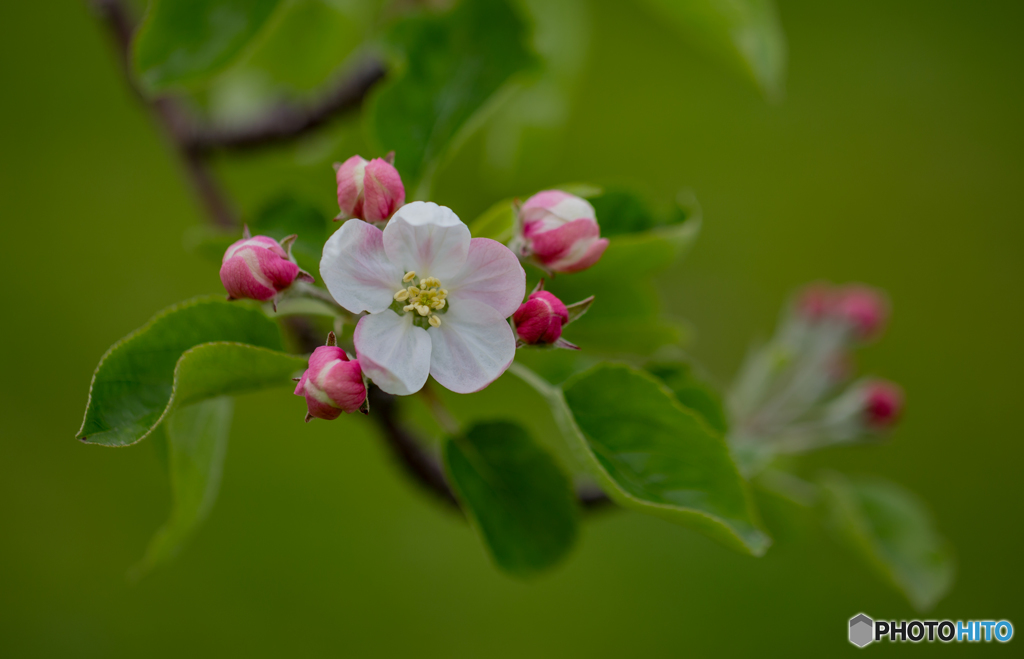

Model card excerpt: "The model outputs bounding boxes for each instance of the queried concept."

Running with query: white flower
[321,201,526,395]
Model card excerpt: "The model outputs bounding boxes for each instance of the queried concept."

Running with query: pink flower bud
[294,345,367,421]
[220,234,311,303]
[513,290,569,345]
[517,190,609,273]
[336,155,406,223]
[796,282,836,322]
[862,379,903,429]
[836,285,889,340]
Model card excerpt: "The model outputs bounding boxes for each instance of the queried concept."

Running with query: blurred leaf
[639,0,786,99]
[444,421,578,577]
[78,297,306,447]
[820,472,955,612]
[510,363,770,556]
[185,195,328,275]
[366,0,537,195]
[132,397,233,577]
[133,0,282,94]
[546,190,701,356]
[646,361,728,434]
[589,189,661,237]
[468,197,515,242]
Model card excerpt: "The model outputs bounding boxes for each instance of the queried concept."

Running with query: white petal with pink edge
[354,311,432,396]
[427,299,516,394]
[383,201,469,280]
[444,238,526,318]
[321,219,403,314]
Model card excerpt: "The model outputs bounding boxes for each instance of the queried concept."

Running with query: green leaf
[646,361,728,434]
[510,363,770,555]
[132,397,233,577]
[133,0,282,94]
[820,472,955,611]
[443,421,578,577]
[639,0,786,100]
[366,0,537,195]
[78,297,307,447]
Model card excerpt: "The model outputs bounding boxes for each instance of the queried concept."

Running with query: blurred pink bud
[220,234,312,303]
[294,344,367,421]
[336,154,405,223]
[863,380,903,429]
[836,285,889,340]
[797,282,836,321]
[513,290,569,345]
[517,190,609,273]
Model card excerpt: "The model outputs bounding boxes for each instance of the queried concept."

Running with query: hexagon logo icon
[849,613,874,647]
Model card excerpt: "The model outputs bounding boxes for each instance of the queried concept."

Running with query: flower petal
[321,219,403,314]
[428,299,516,394]
[445,238,526,318]
[354,311,431,396]
[383,201,469,280]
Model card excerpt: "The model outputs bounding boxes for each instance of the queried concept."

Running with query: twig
[369,387,461,509]
[89,0,385,227]
[186,58,387,154]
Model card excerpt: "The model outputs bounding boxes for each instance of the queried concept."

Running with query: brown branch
[185,59,387,154]
[89,0,385,228]
[91,0,612,514]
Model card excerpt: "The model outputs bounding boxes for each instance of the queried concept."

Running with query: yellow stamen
[394,289,409,301]
[403,271,417,282]
[428,315,441,328]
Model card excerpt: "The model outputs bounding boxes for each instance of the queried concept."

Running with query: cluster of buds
[512,281,594,350]
[334,153,405,225]
[293,332,368,421]
[728,282,903,475]
[511,190,609,274]
[219,227,314,309]
[218,156,617,415]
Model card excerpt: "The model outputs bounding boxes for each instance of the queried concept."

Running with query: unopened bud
[862,379,903,429]
[294,341,367,421]
[796,282,835,322]
[335,154,405,223]
[220,233,313,303]
[515,190,609,273]
[513,290,569,344]
[836,284,889,340]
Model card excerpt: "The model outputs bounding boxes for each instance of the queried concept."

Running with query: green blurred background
[2,0,1022,655]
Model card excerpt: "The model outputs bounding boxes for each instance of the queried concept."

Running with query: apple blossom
[294,333,367,421]
[219,229,313,306]
[335,154,405,223]
[320,201,525,396]
[513,190,609,273]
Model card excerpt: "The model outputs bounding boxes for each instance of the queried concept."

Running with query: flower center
[393,271,447,328]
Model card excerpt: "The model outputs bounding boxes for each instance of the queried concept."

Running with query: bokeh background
[2,0,1022,655]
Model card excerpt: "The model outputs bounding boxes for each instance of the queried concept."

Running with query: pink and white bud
[516,190,609,273]
[336,154,405,223]
[862,379,903,429]
[513,290,569,345]
[796,282,836,322]
[220,234,312,303]
[836,285,889,340]
[294,343,367,421]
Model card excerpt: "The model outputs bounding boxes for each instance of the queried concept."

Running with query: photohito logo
[849,613,1013,647]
